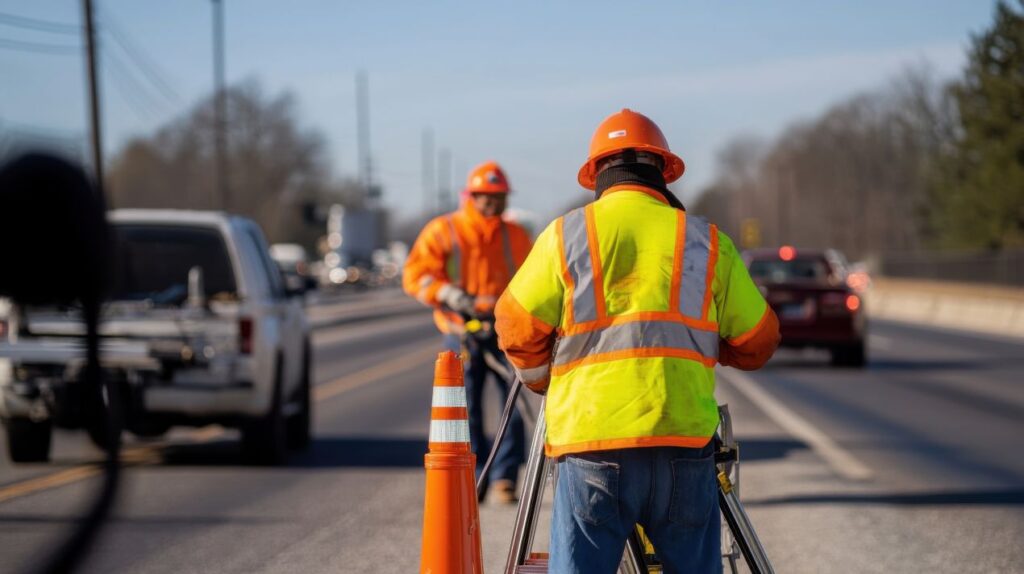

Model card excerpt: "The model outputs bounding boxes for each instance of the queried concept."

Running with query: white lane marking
[719,368,874,481]
[313,312,434,347]
[868,334,893,349]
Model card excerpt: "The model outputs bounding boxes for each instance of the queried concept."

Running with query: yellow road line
[0,465,103,504]
[0,340,443,505]
[188,425,227,443]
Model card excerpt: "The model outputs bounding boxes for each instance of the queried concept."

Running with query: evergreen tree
[933,1,1024,249]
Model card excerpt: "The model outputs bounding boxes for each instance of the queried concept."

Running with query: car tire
[5,417,52,463]
[830,341,866,368]
[286,343,312,451]
[242,359,288,465]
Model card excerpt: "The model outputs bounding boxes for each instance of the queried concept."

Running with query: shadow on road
[0,513,284,526]
[735,438,807,462]
[158,435,427,468]
[746,488,1024,507]
[291,436,426,468]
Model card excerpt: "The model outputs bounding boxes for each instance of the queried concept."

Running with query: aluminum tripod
[501,400,776,574]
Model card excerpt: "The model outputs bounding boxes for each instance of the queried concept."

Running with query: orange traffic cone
[420,351,484,574]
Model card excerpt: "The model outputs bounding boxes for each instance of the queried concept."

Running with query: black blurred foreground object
[0,153,120,574]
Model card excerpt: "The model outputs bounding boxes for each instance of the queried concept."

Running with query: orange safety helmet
[577,109,685,190]
[464,161,511,194]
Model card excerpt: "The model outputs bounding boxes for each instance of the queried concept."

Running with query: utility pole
[356,70,376,202]
[81,0,104,199]
[422,128,435,214]
[437,147,452,212]
[212,0,229,211]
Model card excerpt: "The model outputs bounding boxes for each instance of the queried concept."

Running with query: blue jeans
[550,446,721,574]
[442,334,525,491]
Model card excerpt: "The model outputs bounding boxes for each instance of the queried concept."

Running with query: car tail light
[846,294,861,312]
[0,319,7,338]
[239,317,253,354]
[779,245,796,261]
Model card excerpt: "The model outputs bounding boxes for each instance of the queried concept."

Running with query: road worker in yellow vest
[495,110,780,573]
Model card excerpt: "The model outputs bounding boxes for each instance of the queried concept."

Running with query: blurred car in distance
[744,246,867,367]
[0,210,311,464]
[269,242,317,294]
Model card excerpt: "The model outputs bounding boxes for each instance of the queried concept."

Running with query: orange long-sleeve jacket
[403,200,533,333]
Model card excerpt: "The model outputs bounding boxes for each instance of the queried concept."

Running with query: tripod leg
[718,474,775,574]
[503,402,549,573]
[619,528,648,573]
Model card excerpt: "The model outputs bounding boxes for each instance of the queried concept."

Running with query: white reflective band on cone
[429,419,471,443]
[431,386,468,408]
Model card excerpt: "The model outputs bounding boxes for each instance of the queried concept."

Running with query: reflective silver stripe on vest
[680,216,712,319]
[562,208,597,323]
[446,216,462,286]
[553,320,719,367]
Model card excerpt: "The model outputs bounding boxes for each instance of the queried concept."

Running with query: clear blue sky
[0,1,998,219]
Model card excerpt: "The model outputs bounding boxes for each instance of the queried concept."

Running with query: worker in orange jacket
[403,161,533,503]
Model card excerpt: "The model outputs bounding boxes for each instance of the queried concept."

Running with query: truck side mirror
[283,272,308,297]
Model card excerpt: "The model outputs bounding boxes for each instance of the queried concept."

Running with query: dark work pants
[443,333,526,493]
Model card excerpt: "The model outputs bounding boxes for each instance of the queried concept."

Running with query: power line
[104,45,164,120]
[0,36,78,55]
[0,9,181,110]
[0,11,78,35]
[96,8,181,105]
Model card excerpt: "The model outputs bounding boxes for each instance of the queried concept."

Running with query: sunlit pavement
[1,291,1022,573]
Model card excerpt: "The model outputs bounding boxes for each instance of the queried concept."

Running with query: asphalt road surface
[1,290,1022,573]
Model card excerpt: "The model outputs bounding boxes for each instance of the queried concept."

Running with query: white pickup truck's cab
[0,210,311,464]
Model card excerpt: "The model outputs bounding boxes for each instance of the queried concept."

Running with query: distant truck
[322,205,387,287]
[0,210,311,464]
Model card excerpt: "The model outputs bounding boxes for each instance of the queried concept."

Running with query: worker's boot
[492,479,518,504]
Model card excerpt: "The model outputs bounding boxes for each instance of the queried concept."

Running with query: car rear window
[111,224,237,304]
[748,257,829,283]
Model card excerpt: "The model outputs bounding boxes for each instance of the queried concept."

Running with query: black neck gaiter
[594,163,686,211]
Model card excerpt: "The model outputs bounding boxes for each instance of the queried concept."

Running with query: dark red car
[744,246,866,367]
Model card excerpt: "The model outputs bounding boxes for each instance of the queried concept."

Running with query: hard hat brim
[577,146,685,190]
[463,186,511,195]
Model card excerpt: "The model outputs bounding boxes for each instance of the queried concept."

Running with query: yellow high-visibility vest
[503,189,768,457]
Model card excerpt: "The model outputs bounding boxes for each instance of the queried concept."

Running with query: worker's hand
[438,285,476,316]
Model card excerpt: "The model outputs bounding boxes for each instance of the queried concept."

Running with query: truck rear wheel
[242,360,288,465]
[4,418,52,463]
[286,345,312,451]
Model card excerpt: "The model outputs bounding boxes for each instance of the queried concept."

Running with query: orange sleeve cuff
[495,292,556,392]
[719,307,780,371]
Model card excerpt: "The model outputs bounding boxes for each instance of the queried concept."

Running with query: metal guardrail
[878,250,1024,287]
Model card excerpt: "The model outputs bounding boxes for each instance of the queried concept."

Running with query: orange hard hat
[577,109,685,190]
[464,161,511,194]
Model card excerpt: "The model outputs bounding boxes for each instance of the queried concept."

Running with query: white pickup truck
[0,210,311,464]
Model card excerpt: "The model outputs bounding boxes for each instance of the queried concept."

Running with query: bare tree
[108,80,357,250]
[691,64,955,260]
